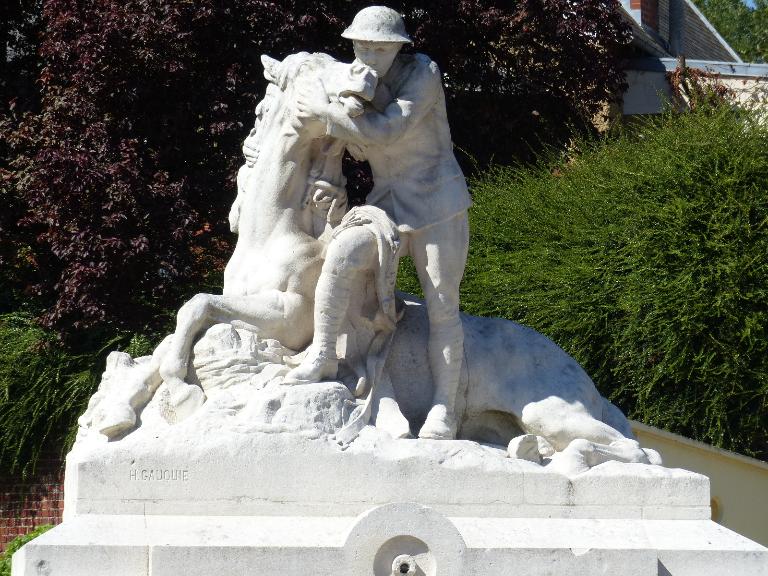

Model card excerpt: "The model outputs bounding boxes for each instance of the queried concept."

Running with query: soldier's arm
[325,58,441,147]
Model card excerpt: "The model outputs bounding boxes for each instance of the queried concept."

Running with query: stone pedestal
[12,427,768,575]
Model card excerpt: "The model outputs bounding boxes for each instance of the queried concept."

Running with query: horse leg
[158,293,216,396]
[520,396,625,450]
[158,290,313,419]
[519,396,656,474]
[558,437,659,466]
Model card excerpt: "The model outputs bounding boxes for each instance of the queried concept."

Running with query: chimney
[625,0,660,31]
[641,0,660,31]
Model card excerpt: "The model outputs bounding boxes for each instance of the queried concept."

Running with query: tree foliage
[0,1,42,110]
[693,0,768,62]
[441,104,768,459]
[0,1,43,309]
[1,0,630,334]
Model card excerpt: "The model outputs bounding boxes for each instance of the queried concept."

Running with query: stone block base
[13,426,768,575]
[13,506,768,576]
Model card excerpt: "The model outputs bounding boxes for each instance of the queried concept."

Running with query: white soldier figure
[289,6,472,440]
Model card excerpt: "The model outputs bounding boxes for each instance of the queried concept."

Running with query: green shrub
[0,525,53,576]
[0,313,130,476]
[0,312,99,475]
[452,105,768,459]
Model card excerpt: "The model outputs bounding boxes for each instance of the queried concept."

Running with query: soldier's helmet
[341,6,412,43]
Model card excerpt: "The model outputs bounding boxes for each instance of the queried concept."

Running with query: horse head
[224,53,375,296]
[232,54,376,242]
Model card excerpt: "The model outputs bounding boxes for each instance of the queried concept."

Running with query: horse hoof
[643,447,663,466]
[158,355,188,385]
[547,450,590,476]
[508,434,543,464]
[93,403,138,439]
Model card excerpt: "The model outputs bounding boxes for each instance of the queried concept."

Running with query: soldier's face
[352,41,403,77]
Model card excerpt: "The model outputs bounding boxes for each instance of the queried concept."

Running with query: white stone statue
[285,6,471,441]
[77,6,661,475]
[156,51,377,415]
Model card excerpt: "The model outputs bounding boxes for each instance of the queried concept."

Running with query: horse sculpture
[157,52,374,402]
[79,52,659,473]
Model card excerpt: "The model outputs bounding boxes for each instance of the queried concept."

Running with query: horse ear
[261,55,280,83]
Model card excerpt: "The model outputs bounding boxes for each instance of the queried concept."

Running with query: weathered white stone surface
[70,5,660,470]
[81,301,664,474]
[64,422,709,519]
[73,4,661,473]
[14,508,768,576]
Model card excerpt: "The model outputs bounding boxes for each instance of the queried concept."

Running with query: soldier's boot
[418,321,463,440]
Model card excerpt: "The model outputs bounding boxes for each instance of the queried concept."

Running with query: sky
[744,0,755,7]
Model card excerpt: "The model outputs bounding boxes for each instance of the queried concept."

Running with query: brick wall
[0,454,65,549]
[630,0,660,30]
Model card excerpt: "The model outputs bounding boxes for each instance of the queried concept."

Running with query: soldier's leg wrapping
[286,225,378,382]
[408,211,469,439]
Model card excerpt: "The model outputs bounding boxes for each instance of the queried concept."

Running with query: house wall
[623,71,768,115]
[721,76,768,116]
[642,0,659,30]
[623,69,676,114]
[623,58,768,115]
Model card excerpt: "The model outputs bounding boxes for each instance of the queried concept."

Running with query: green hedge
[0,313,157,476]
[0,313,102,476]
[420,105,767,459]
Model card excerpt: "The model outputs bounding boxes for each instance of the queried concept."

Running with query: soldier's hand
[242,136,259,166]
[343,212,372,228]
[295,80,329,137]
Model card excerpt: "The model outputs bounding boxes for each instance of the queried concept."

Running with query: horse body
[384,297,653,469]
[224,68,324,301]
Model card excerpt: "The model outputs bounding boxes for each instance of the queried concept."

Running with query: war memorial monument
[12,6,768,575]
